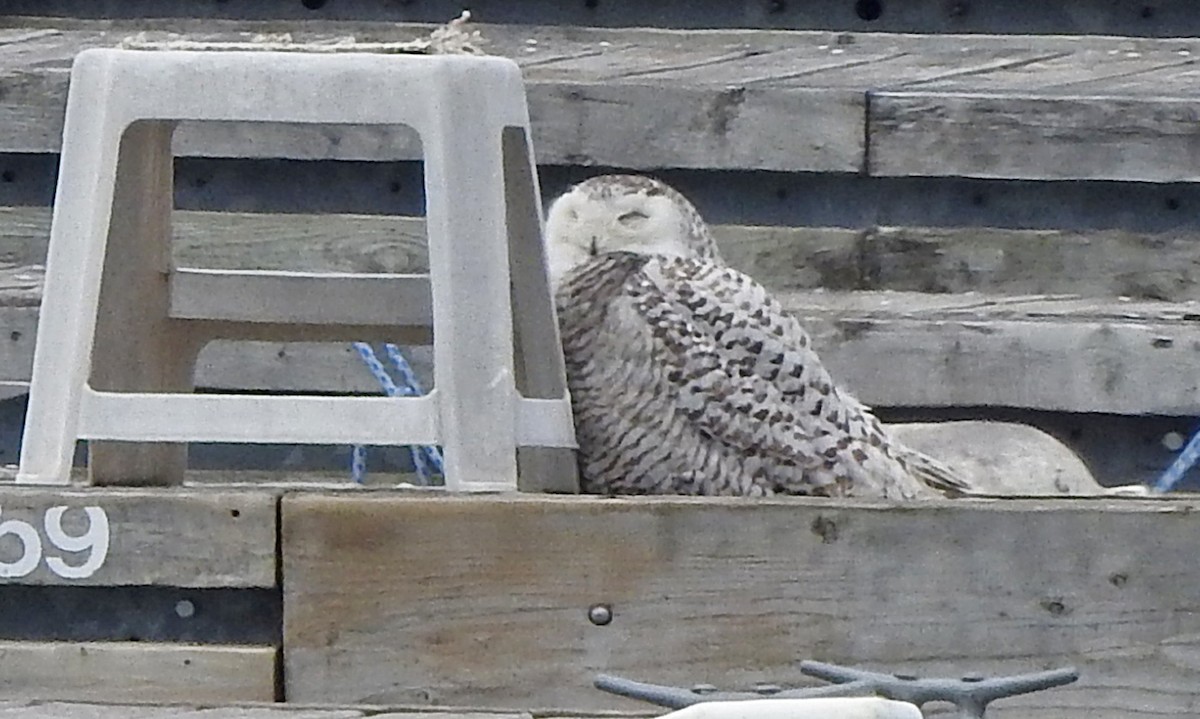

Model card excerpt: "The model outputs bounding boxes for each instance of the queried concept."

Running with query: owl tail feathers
[896,446,974,497]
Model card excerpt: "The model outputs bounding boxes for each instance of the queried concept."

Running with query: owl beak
[588,237,599,256]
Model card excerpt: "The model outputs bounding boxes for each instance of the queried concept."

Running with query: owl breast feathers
[556,251,968,499]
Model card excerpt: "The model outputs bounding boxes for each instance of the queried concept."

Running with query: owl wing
[624,255,893,478]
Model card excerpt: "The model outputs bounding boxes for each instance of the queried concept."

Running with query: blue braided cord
[350,444,368,484]
[384,343,445,477]
[350,342,443,485]
[383,343,425,395]
[353,342,403,397]
[1154,427,1200,493]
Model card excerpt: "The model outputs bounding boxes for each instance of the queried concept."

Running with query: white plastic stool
[17,48,577,491]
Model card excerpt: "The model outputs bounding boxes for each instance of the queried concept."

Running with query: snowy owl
[546,174,969,499]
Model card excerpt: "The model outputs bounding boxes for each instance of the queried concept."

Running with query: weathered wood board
[788,291,1200,415]
[8,287,1200,415]
[6,206,1200,414]
[0,641,276,703]
[282,494,1200,717]
[5,21,1200,179]
[0,487,275,587]
[869,92,1200,182]
[10,206,1200,301]
[0,704,621,719]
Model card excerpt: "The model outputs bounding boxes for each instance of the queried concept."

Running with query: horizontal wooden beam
[0,641,277,703]
[9,207,1200,305]
[869,92,1200,182]
[5,208,1200,413]
[789,291,1200,415]
[0,487,276,587]
[6,22,1200,178]
[281,493,1200,715]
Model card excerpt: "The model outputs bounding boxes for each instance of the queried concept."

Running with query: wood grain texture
[869,92,1200,182]
[0,487,275,587]
[0,641,276,704]
[13,207,1200,302]
[7,22,1200,177]
[281,494,1200,716]
[7,206,1200,412]
[790,295,1200,415]
[528,81,863,173]
[0,21,867,172]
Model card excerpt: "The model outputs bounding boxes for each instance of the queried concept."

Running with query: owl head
[543,174,722,288]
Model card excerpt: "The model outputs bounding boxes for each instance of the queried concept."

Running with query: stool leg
[17,73,128,485]
[87,120,194,486]
[424,112,520,490]
[502,127,579,494]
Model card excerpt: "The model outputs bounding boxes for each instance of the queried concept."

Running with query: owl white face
[543,175,717,288]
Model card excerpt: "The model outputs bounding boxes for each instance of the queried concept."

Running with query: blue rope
[1154,427,1200,493]
[350,443,368,484]
[350,342,443,485]
[381,344,444,478]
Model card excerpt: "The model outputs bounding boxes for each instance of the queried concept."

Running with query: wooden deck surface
[282,493,1200,717]
[2,19,1200,180]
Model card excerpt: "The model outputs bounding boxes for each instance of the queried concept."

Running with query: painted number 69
[0,506,110,580]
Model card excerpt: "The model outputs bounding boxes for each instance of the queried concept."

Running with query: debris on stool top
[117,11,486,55]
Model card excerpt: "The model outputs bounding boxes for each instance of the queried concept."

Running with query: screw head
[587,604,613,626]
[175,599,196,619]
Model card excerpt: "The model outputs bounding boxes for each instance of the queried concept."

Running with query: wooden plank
[172,710,361,719]
[895,45,1199,94]
[847,226,1200,302]
[0,206,429,274]
[0,703,196,718]
[869,92,1200,182]
[0,305,429,395]
[15,206,1200,301]
[796,304,1200,415]
[11,206,1200,412]
[10,22,1200,177]
[8,273,1200,415]
[528,81,863,173]
[282,494,1200,716]
[0,487,275,587]
[0,705,623,719]
[0,22,866,172]
[0,642,276,704]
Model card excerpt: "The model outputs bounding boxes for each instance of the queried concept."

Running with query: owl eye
[617,210,650,227]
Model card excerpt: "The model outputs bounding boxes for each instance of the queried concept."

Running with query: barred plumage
[547,174,968,499]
